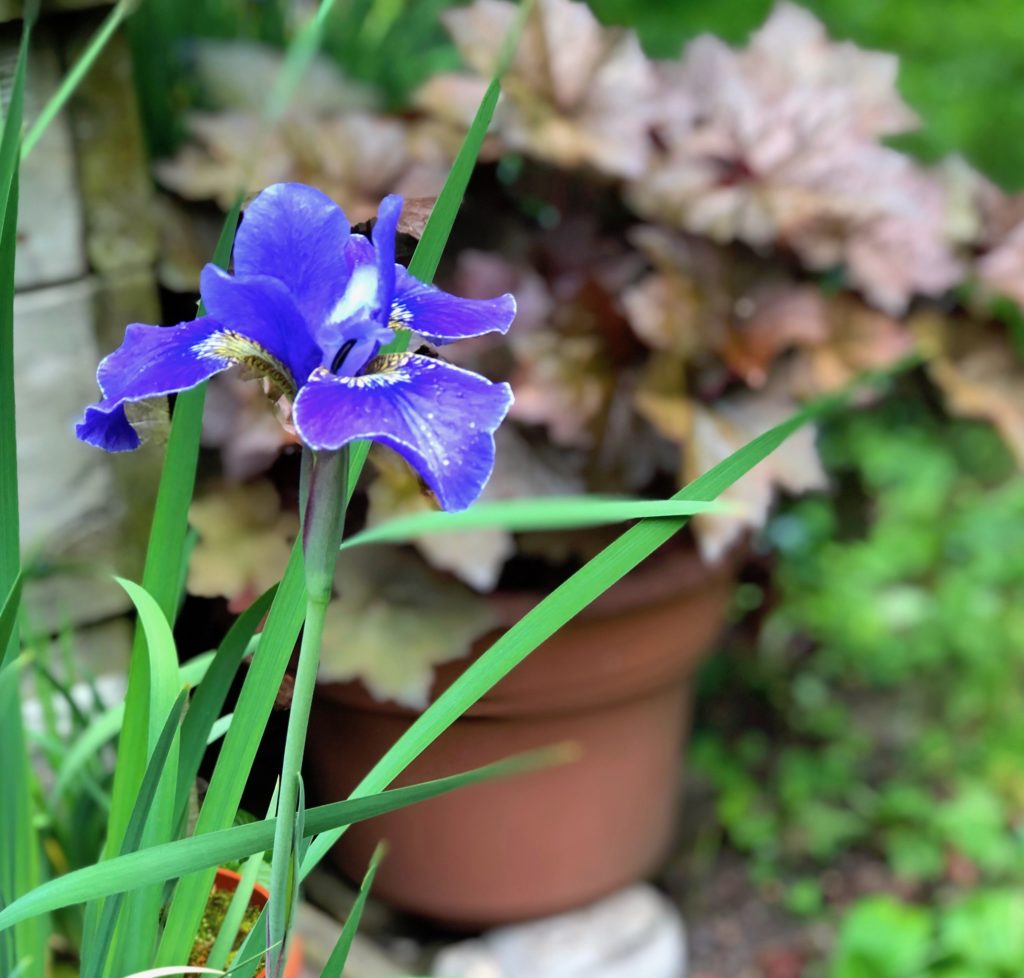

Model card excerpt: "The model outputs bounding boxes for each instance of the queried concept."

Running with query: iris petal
[76,317,232,451]
[199,265,322,385]
[292,354,513,511]
[233,182,351,328]
[372,194,403,324]
[391,266,516,345]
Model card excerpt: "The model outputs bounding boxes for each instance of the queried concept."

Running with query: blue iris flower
[77,183,516,511]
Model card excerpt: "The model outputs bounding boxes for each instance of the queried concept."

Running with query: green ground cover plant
[694,384,1024,963]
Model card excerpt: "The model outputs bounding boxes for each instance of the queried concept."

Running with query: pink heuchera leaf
[416,0,658,178]
[687,391,827,562]
[629,3,961,313]
[187,480,299,612]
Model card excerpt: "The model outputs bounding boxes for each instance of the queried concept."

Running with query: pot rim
[317,542,736,719]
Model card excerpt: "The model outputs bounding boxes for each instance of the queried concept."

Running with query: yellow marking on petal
[193,329,297,398]
[388,302,413,331]
[328,353,415,388]
[369,352,414,372]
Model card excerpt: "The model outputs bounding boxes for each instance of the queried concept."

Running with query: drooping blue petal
[292,354,513,511]
[200,265,321,385]
[233,182,351,329]
[391,266,516,345]
[76,317,232,452]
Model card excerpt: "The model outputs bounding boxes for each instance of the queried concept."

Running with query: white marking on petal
[326,264,379,326]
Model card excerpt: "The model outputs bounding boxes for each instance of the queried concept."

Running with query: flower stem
[266,447,348,977]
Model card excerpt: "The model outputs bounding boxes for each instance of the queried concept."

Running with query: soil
[189,884,263,969]
[664,776,910,978]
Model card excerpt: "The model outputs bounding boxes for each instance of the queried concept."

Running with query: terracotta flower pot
[211,868,304,978]
[307,545,733,928]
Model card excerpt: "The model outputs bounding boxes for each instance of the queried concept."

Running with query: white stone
[14,278,130,626]
[432,885,687,978]
[12,32,88,290]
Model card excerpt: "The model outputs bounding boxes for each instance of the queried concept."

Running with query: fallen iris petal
[75,317,234,451]
[391,266,516,344]
[292,354,514,511]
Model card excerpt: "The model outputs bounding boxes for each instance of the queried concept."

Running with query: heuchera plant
[155,0,1024,705]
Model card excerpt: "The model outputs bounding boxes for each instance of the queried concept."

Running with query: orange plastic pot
[307,545,734,928]
[211,868,303,978]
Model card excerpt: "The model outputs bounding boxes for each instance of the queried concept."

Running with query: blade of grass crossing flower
[155,543,306,968]
[20,0,131,160]
[104,579,186,976]
[174,587,277,828]
[319,843,385,978]
[80,690,188,978]
[105,200,240,859]
[345,0,533,497]
[340,497,731,550]
[0,748,571,931]
[303,398,840,871]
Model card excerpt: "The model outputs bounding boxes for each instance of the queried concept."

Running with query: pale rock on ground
[432,885,687,978]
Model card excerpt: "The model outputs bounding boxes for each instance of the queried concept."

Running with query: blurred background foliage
[130,0,1024,187]
[111,0,1024,973]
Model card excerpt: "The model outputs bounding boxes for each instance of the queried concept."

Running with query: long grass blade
[302,379,891,872]
[103,580,186,974]
[51,653,214,802]
[341,497,732,550]
[155,544,305,967]
[0,11,45,973]
[81,691,188,978]
[265,0,342,121]
[20,0,131,160]
[0,747,571,930]
[174,587,277,827]
[105,201,241,859]
[319,843,385,978]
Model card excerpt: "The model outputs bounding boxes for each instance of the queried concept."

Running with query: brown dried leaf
[509,328,612,446]
[917,315,1024,467]
[720,285,829,387]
